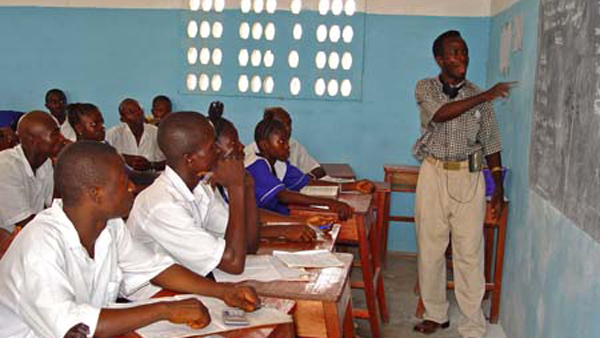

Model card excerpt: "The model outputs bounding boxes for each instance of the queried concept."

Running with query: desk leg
[369,210,390,324]
[374,190,390,269]
[356,214,383,338]
[343,299,356,338]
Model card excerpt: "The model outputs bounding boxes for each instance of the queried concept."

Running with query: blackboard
[531,0,600,241]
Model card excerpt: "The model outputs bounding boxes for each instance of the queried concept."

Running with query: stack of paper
[273,250,344,268]
[300,185,339,198]
[213,255,309,283]
[108,294,292,338]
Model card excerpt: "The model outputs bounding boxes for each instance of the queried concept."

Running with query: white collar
[163,166,196,202]
[15,144,49,178]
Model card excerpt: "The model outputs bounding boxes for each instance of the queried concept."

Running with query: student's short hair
[45,88,66,103]
[158,111,213,160]
[152,95,172,109]
[432,30,462,57]
[254,118,286,145]
[67,103,100,127]
[263,107,289,121]
[118,98,138,115]
[55,141,120,204]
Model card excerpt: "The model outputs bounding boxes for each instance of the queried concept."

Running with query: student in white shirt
[0,111,68,232]
[67,102,159,192]
[106,98,166,171]
[0,141,259,338]
[45,88,76,141]
[244,107,326,178]
[128,111,258,280]
[148,94,172,126]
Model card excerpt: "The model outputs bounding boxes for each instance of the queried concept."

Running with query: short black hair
[55,141,120,205]
[152,95,172,109]
[254,118,286,146]
[45,88,66,103]
[158,111,213,161]
[263,107,289,121]
[432,30,462,57]
[67,103,100,127]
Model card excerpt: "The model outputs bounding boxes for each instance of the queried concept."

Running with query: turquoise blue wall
[489,1,600,337]
[0,6,491,252]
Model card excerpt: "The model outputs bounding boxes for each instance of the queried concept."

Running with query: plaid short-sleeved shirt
[413,77,502,162]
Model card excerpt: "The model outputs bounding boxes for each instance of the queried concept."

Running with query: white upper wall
[0,0,499,17]
[490,0,519,15]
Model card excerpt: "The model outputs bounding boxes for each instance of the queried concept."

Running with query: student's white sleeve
[114,221,175,295]
[294,142,320,173]
[17,242,101,337]
[143,204,226,276]
[0,172,35,231]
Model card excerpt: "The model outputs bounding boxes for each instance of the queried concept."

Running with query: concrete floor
[348,251,507,338]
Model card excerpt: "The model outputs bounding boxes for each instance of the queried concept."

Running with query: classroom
[0,0,599,337]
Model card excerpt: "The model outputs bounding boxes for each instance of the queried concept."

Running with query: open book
[300,185,339,198]
[108,294,292,338]
[273,249,344,268]
[213,255,309,283]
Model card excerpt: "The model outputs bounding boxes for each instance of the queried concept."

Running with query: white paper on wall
[499,20,512,76]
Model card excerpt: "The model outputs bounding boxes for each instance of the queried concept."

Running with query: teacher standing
[412,30,513,338]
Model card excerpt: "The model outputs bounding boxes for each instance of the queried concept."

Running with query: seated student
[148,95,172,126]
[67,103,106,143]
[45,88,76,141]
[0,125,18,151]
[0,141,259,338]
[246,118,356,220]
[0,111,68,231]
[207,102,319,242]
[244,106,326,178]
[0,110,23,151]
[67,103,159,192]
[106,98,166,171]
[128,111,258,287]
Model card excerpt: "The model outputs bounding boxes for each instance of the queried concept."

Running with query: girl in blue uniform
[245,118,355,220]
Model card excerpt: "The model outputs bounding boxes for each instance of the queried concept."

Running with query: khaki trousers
[415,159,486,338]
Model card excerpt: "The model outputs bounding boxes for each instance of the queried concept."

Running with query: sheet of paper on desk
[273,249,344,268]
[320,175,355,183]
[300,185,339,198]
[108,294,292,338]
[213,255,309,283]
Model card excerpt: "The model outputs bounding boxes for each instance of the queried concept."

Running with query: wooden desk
[384,164,509,323]
[118,293,296,338]
[242,253,355,338]
[289,194,388,338]
[257,224,341,255]
[321,163,356,179]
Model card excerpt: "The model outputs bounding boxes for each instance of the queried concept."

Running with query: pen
[319,223,334,230]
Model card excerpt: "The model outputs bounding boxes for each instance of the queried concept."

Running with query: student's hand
[212,157,245,188]
[222,285,261,312]
[484,82,517,101]
[305,215,336,227]
[351,180,375,194]
[63,323,89,338]
[124,155,152,171]
[284,224,317,242]
[327,200,354,221]
[163,298,211,329]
